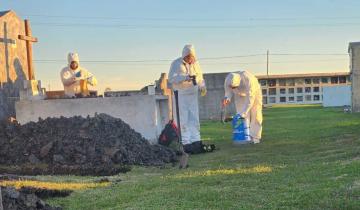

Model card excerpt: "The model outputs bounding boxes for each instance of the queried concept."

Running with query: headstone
[147,85,155,95]
[19,79,45,100]
[158,73,173,120]
[0,10,43,119]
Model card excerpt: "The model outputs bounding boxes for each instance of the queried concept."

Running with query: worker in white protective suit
[60,52,98,97]
[222,71,263,144]
[168,44,207,153]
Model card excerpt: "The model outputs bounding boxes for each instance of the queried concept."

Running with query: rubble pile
[0,114,176,175]
[1,187,62,210]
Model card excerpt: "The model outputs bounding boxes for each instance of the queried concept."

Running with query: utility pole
[266,50,269,77]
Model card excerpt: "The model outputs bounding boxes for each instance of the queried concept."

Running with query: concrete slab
[15,95,169,143]
[323,85,351,107]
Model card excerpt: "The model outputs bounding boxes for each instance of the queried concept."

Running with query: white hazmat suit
[168,45,206,145]
[224,71,263,142]
[60,53,97,97]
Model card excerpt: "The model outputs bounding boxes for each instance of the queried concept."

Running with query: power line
[22,14,360,22]
[33,54,266,63]
[31,22,360,29]
[33,58,347,65]
[272,53,347,56]
[32,52,348,64]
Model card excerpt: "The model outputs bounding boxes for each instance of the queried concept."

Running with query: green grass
[44,106,360,209]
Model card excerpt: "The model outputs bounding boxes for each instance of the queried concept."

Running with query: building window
[280,88,286,94]
[297,87,303,93]
[268,79,276,87]
[313,78,320,84]
[305,87,311,93]
[262,89,267,95]
[331,77,338,84]
[313,87,320,92]
[297,96,303,102]
[339,76,346,84]
[313,95,320,101]
[260,80,267,86]
[263,96,268,104]
[305,78,312,84]
[269,97,276,103]
[321,77,328,83]
[280,97,286,103]
[288,88,294,94]
[296,79,304,85]
[288,96,295,102]
[287,79,295,86]
[269,88,276,95]
[279,79,286,86]
[305,95,312,101]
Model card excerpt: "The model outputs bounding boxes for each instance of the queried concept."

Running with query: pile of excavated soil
[0,113,176,176]
[1,186,62,210]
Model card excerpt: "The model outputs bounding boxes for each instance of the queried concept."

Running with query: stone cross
[18,19,38,80]
[0,22,16,83]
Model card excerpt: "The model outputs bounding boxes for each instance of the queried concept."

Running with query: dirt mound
[1,187,62,210]
[0,114,176,175]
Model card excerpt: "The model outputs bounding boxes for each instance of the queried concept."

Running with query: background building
[199,72,351,120]
[257,72,350,105]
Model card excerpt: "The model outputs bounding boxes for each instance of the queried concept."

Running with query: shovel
[174,90,189,169]
[221,105,233,124]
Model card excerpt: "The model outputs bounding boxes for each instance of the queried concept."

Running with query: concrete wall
[15,95,169,143]
[323,85,351,107]
[198,72,236,120]
[0,11,29,120]
[349,42,360,112]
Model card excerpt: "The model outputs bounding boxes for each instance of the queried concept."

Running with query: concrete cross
[18,19,38,80]
[0,22,16,83]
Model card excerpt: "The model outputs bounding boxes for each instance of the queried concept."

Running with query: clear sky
[2,0,360,92]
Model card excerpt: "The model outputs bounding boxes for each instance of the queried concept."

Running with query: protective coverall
[60,53,98,97]
[224,71,263,142]
[168,45,207,145]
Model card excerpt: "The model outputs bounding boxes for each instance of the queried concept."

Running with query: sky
[1,0,360,92]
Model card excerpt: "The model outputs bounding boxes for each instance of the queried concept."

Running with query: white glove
[87,76,94,85]
[239,113,247,118]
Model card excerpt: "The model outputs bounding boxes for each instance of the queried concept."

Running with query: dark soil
[1,186,62,210]
[0,113,176,176]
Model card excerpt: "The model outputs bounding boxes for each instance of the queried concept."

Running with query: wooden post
[18,19,38,80]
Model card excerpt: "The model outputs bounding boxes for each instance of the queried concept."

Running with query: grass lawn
[44,105,360,209]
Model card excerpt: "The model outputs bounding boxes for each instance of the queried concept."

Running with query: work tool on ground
[220,105,233,124]
[174,90,189,169]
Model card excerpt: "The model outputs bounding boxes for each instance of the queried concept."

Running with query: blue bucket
[232,115,251,144]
